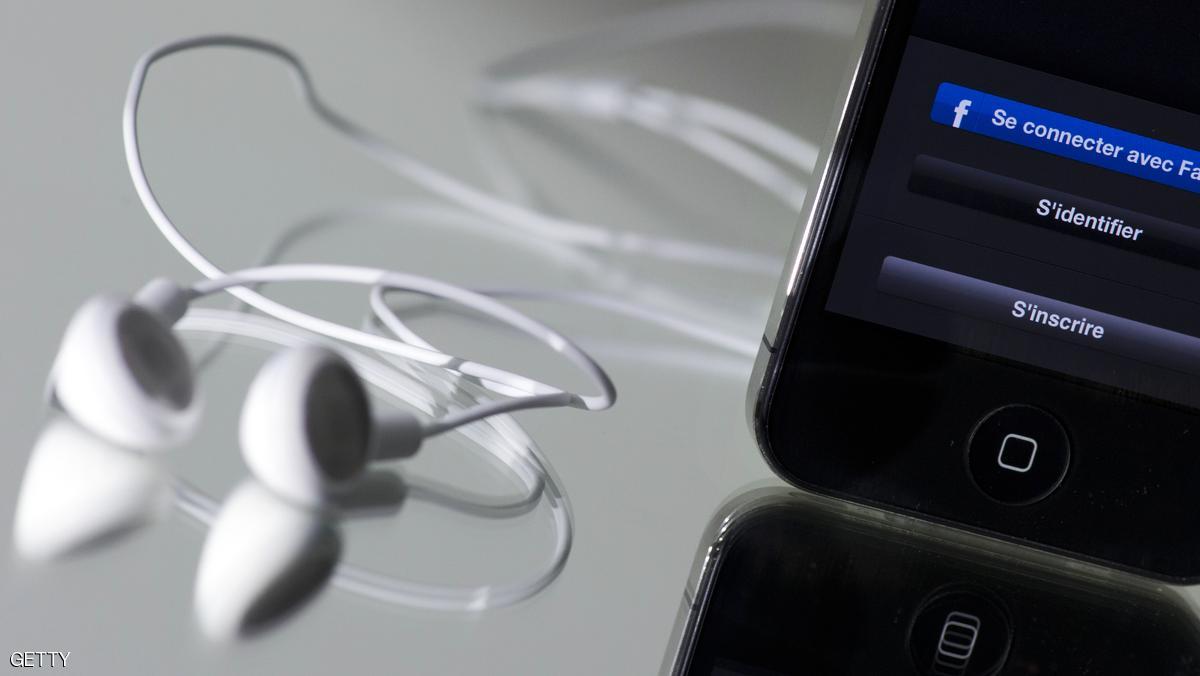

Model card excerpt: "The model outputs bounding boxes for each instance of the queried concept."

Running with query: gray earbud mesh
[303,360,371,481]
[117,307,194,409]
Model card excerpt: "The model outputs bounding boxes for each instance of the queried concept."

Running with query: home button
[967,405,1070,505]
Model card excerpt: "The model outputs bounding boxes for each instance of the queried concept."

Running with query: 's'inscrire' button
[876,256,1200,379]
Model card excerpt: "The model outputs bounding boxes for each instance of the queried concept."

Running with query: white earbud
[49,262,611,510]
[240,345,424,505]
[48,279,199,450]
[50,262,612,463]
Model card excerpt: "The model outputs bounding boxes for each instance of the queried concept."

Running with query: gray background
[0,1,863,673]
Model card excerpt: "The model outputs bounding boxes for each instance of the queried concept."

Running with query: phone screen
[760,0,1200,578]
[826,5,1200,409]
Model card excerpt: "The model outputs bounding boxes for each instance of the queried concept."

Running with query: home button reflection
[967,405,1070,505]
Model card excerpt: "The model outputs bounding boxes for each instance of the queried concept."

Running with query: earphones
[21,305,575,628]
[172,308,574,615]
[42,32,635,508]
[52,26,804,504]
[49,264,613,504]
[25,12,836,633]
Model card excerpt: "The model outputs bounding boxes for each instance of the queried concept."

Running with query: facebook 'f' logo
[932,83,983,130]
[952,99,972,128]
[931,84,986,133]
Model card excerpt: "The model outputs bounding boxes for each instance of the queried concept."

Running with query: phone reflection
[668,487,1200,676]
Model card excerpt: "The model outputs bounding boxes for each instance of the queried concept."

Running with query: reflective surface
[0,1,862,673]
[669,488,1200,675]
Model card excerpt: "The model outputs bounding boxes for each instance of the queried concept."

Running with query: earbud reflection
[13,415,171,561]
[193,467,419,642]
[194,478,343,641]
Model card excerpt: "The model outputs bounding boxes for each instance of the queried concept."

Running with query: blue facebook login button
[930,82,1200,196]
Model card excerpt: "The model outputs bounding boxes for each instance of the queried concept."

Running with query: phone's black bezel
[758,0,1200,581]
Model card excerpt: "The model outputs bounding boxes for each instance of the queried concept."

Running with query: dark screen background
[912,0,1200,116]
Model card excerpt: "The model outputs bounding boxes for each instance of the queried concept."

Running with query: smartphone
[750,0,1200,580]
[664,488,1200,675]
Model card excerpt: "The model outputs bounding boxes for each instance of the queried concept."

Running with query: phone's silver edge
[746,0,893,442]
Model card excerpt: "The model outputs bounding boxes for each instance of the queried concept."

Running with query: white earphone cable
[369,284,757,360]
[476,77,813,210]
[124,35,777,279]
[482,0,857,81]
[187,264,616,416]
[641,84,819,171]
[259,201,763,357]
